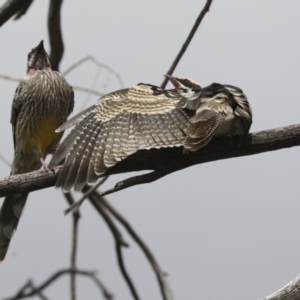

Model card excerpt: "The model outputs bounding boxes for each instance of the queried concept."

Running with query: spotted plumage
[49,83,192,192]
[0,40,74,261]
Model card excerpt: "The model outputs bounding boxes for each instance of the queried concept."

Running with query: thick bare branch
[261,273,300,300]
[48,0,64,71]
[0,124,298,198]
[161,0,213,88]
[0,0,33,26]
[13,0,33,19]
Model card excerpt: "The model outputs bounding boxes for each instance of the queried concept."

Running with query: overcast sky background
[0,1,300,299]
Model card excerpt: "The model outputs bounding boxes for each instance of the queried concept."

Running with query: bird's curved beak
[164,74,182,89]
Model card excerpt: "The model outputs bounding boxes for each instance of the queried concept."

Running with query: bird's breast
[17,115,63,157]
[34,116,63,155]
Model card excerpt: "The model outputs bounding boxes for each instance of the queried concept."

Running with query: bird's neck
[27,67,52,74]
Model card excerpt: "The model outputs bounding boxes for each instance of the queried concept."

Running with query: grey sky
[0,1,299,299]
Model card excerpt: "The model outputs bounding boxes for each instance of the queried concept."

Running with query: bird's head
[27,40,52,74]
[165,75,202,100]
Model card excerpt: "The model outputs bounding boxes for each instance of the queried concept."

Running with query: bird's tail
[0,193,28,261]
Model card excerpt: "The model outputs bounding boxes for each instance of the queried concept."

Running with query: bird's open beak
[164,74,182,89]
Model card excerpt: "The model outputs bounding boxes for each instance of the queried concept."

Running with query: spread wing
[49,84,190,192]
[184,100,228,151]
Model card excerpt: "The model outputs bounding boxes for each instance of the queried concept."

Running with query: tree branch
[62,55,124,88]
[261,273,300,300]
[1,269,113,300]
[64,192,80,300]
[88,192,141,300]
[0,0,33,26]
[161,0,213,89]
[0,73,103,97]
[48,0,64,71]
[0,124,299,198]
[95,192,174,300]
[64,177,108,214]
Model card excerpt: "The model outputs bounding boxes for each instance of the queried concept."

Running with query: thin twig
[100,171,165,198]
[64,177,108,214]
[161,0,213,89]
[0,73,21,82]
[27,281,49,300]
[1,269,113,300]
[95,192,174,300]
[64,192,81,300]
[71,85,103,96]
[0,152,11,168]
[87,189,128,248]
[65,171,164,214]
[0,74,103,96]
[89,56,124,89]
[80,67,102,111]
[62,56,124,88]
[101,67,112,95]
[88,192,140,300]
[62,56,92,76]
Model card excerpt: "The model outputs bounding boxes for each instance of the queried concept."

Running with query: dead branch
[0,73,103,96]
[64,177,108,214]
[0,0,33,26]
[161,0,213,89]
[1,269,113,300]
[64,192,81,300]
[94,192,174,300]
[87,192,141,300]
[62,55,124,88]
[0,124,299,198]
[48,0,64,71]
[12,0,32,20]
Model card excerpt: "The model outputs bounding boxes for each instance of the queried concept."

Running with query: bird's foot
[40,157,49,170]
[48,144,59,155]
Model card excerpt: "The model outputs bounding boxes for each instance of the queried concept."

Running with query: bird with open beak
[165,74,202,110]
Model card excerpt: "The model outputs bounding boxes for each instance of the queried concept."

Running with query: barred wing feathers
[184,83,252,151]
[223,84,252,135]
[184,101,228,151]
[49,84,190,192]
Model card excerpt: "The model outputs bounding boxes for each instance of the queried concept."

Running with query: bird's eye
[183,80,189,85]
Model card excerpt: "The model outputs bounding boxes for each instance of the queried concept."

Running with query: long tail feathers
[0,193,28,261]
